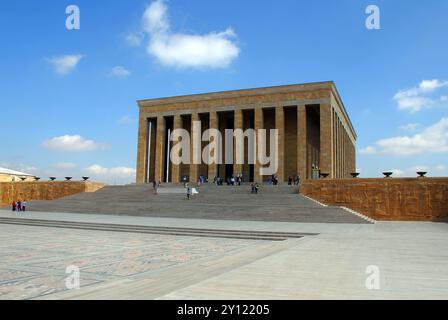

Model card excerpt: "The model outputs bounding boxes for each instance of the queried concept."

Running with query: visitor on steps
[11,201,16,212]
[17,200,22,212]
[187,186,192,200]
[296,174,301,186]
[153,181,159,195]
[22,200,27,212]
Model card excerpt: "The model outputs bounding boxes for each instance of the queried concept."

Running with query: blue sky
[1,0,447,183]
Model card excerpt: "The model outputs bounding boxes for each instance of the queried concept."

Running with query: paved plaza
[0,210,447,300]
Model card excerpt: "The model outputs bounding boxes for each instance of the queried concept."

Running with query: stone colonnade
[136,83,357,184]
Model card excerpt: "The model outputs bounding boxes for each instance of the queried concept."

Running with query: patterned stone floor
[2,211,447,300]
[0,224,265,300]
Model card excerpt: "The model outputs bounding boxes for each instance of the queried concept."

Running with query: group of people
[250,182,260,194]
[213,174,243,186]
[213,176,224,186]
[152,172,301,199]
[11,200,27,212]
[268,175,279,185]
[287,175,301,186]
[196,175,207,185]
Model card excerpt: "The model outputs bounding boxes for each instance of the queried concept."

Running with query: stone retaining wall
[0,181,105,206]
[301,178,448,221]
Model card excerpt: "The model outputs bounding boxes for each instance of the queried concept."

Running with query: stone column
[208,111,219,182]
[154,116,166,183]
[234,109,244,176]
[171,114,182,183]
[275,105,285,182]
[341,126,345,178]
[331,111,334,177]
[136,116,149,184]
[189,112,200,183]
[254,107,264,182]
[319,103,333,177]
[336,118,340,178]
[297,105,307,180]
[344,131,347,178]
[338,120,342,178]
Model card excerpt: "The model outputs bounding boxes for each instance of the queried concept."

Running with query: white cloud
[143,0,169,34]
[374,117,448,155]
[419,79,448,93]
[409,165,429,172]
[110,66,131,77]
[118,115,134,125]
[399,123,420,131]
[84,165,136,184]
[43,135,108,152]
[54,162,77,169]
[359,146,376,155]
[0,163,39,175]
[109,167,136,176]
[394,79,448,113]
[85,165,136,177]
[142,0,240,69]
[48,54,83,75]
[126,32,144,47]
[85,164,109,175]
[390,169,404,176]
[436,165,446,171]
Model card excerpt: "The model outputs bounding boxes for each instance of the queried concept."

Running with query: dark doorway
[218,111,234,179]
[243,109,255,182]
[163,116,174,183]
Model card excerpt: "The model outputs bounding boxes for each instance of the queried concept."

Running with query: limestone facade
[301,178,448,221]
[0,167,35,182]
[0,181,105,206]
[136,82,356,183]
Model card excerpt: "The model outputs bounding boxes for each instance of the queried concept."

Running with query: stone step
[0,217,315,241]
[27,184,371,224]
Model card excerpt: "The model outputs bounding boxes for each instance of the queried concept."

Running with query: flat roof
[0,167,34,177]
[138,81,335,105]
[137,81,356,138]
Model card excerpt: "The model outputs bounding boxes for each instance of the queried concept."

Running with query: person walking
[22,200,27,212]
[12,201,16,212]
[154,181,161,195]
[250,183,255,194]
[17,200,22,212]
[187,186,192,200]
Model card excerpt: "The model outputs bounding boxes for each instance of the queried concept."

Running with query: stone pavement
[0,210,447,300]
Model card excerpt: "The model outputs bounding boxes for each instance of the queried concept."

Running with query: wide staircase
[27,184,370,224]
